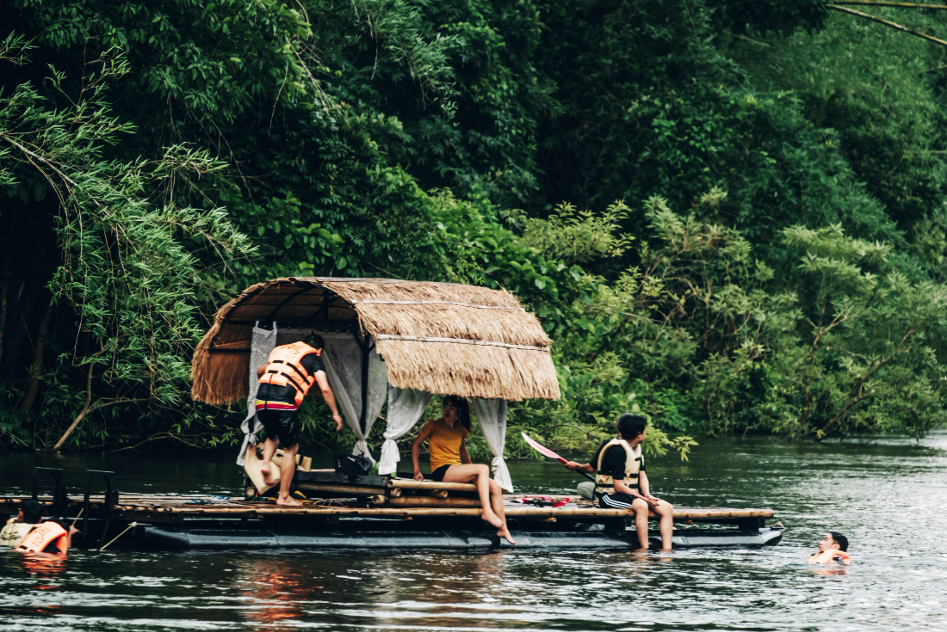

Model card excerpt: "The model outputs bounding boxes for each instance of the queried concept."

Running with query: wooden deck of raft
[0,475,774,524]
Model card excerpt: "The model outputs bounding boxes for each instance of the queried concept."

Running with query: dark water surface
[2,432,946,631]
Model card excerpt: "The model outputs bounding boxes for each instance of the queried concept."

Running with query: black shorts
[429,464,452,482]
[597,492,644,509]
[256,407,300,447]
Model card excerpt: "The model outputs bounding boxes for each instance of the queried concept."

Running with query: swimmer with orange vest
[1,499,79,554]
[806,532,852,565]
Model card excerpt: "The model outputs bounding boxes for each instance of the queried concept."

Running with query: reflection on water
[2,432,947,631]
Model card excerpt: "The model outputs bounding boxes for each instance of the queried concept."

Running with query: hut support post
[358,337,371,435]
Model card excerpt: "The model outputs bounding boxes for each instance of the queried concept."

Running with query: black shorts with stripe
[598,492,644,509]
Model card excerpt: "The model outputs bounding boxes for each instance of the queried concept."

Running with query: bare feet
[261,462,277,487]
[276,495,302,507]
[633,546,649,553]
[481,509,503,529]
[497,525,517,545]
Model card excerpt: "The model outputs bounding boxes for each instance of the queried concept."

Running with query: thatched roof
[191,278,560,403]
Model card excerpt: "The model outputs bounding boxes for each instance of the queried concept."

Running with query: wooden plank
[0,495,774,521]
[296,469,390,488]
[388,497,483,508]
[295,483,387,496]
[388,479,477,492]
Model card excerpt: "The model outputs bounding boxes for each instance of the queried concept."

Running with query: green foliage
[0,39,254,448]
[532,0,898,259]
[3,0,947,456]
[709,0,826,35]
[511,201,634,265]
[13,0,314,125]
[729,11,947,235]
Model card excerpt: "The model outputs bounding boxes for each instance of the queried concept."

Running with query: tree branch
[109,431,204,453]
[51,360,95,451]
[86,396,151,416]
[816,327,917,439]
[832,1,947,9]
[828,5,947,48]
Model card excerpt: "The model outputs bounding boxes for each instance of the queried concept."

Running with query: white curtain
[378,387,433,476]
[316,331,388,465]
[471,398,513,492]
[236,324,278,465]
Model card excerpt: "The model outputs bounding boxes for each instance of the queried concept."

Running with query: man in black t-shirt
[591,434,646,499]
[564,414,675,550]
[255,333,343,506]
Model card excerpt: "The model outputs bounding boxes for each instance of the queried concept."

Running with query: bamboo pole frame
[387,497,483,508]
[388,479,477,492]
[0,495,775,520]
[295,483,386,496]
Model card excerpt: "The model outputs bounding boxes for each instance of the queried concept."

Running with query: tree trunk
[0,284,8,362]
[2,280,31,381]
[18,298,53,415]
[52,361,94,451]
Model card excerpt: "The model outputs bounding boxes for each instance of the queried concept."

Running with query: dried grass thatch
[191,277,560,403]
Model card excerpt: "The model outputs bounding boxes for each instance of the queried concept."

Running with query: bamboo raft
[0,494,774,522]
[1,469,781,550]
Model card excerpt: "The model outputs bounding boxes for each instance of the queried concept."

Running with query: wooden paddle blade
[521,432,568,463]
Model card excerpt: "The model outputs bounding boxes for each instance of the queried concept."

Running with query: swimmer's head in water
[20,499,42,523]
[830,532,848,552]
[819,532,848,552]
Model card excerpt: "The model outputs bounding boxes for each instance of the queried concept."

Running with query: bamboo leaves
[1,47,255,449]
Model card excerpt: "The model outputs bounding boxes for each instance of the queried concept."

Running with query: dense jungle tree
[2,0,947,452]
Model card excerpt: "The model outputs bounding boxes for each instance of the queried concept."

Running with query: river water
[1,431,946,631]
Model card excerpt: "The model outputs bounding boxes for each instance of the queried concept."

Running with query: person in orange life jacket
[411,395,516,545]
[807,532,852,565]
[563,413,675,551]
[255,333,343,507]
[1,499,43,548]
[1,500,78,554]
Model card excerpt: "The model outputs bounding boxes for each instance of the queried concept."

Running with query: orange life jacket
[258,342,319,407]
[806,548,851,565]
[16,521,68,554]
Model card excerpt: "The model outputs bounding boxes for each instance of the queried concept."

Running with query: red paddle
[521,432,595,481]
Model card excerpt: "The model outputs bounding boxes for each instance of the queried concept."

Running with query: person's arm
[411,421,436,481]
[313,371,343,431]
[638,470,651,497]
[638,471,660,508]
[612,478,657,508]
[58,525,80,553]
[460,438,472,465]
[564,461,594,473]
[256,364,266,378]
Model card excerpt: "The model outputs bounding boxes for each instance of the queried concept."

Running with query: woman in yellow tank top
[411,396,515,545]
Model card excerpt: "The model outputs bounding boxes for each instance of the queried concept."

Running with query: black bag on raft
[335,454,373,478]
